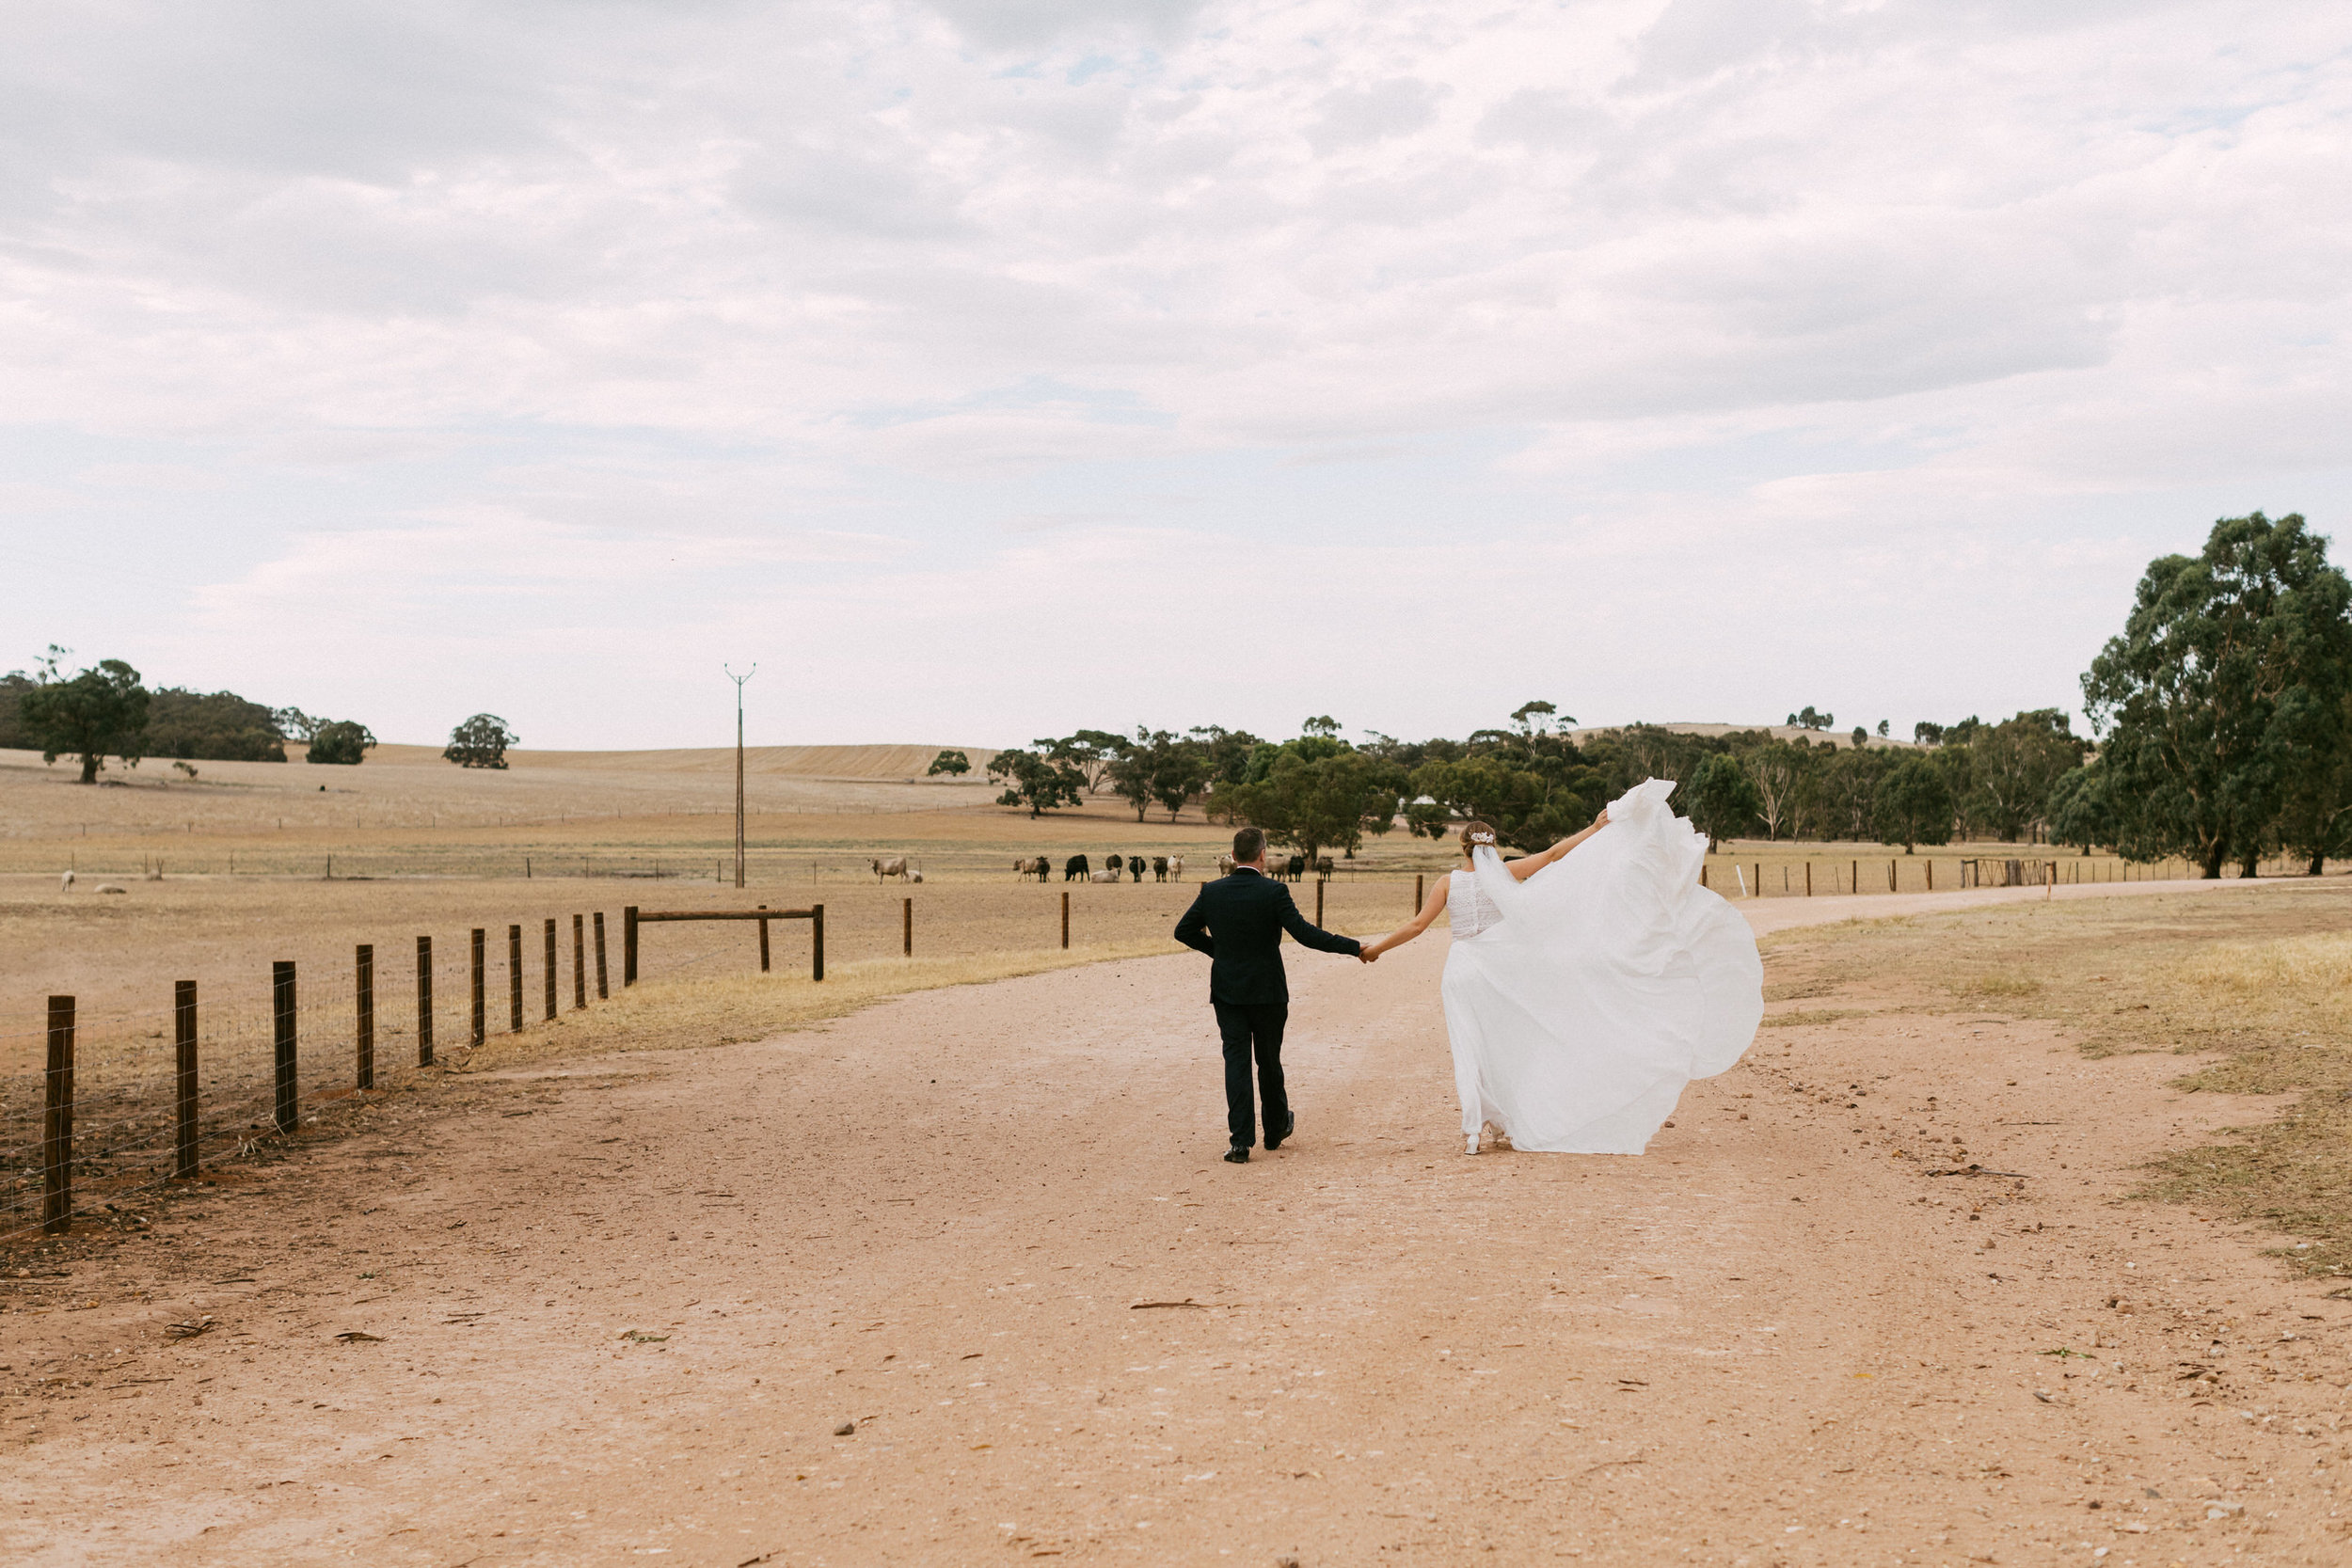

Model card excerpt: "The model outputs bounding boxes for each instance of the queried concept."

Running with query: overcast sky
[4,1,2347,750]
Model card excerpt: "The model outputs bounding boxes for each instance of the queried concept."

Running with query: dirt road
[6,879,2349,1564]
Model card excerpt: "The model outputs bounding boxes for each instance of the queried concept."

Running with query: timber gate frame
[623,904,824,985]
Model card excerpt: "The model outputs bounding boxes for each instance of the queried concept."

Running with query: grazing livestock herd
[1210,852,1327,880]
[1043,853,1188,883]
[883,850,1356,886]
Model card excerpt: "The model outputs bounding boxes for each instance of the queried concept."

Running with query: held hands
[1356,936,1385,963]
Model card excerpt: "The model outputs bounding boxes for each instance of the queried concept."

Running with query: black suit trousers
[1214,1001,1288,1149]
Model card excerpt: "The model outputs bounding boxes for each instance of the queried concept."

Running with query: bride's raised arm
[1503,806,1611,882]
[1356,871,1450,959]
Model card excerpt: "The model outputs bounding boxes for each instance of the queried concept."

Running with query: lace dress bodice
[1450,868,1504,941]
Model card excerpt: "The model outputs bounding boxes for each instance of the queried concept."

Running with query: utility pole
[725,663,755,889]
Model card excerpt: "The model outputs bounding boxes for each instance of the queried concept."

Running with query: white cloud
[2,0,2347,744]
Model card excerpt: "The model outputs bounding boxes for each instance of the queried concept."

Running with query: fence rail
[625,905,825,983]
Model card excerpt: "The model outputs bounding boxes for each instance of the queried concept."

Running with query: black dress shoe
[1265,1111,1295,1150]
[1223,1145,1249,1164]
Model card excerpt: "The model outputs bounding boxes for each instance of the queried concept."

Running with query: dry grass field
[2,740,2240,889]
[1754,886,2352,1283]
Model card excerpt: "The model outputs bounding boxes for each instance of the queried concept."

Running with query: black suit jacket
[1173,868,1361,1005]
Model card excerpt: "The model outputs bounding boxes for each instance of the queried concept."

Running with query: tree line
[0,645,522,780]
[973,514,2352,880]
[969,704,2084,865]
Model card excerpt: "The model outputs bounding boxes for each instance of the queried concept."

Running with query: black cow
[1064,854,1089,881]
[1151,855,1169,882]
[1283,853,1307,881]
[1127,855,1146,883]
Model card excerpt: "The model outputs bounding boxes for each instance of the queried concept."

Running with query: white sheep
[59,869,74,892]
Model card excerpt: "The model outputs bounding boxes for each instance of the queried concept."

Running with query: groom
[1174,827,1372,1164]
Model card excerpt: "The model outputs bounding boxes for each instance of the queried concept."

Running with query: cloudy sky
[4,0,2347,750]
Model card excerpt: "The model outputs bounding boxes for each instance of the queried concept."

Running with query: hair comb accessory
[1470,830,1497,844]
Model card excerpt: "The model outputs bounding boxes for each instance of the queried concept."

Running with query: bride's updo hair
[1459,820,1499,857]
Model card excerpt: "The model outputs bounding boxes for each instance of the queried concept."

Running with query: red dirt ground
[4,880,2348,1565]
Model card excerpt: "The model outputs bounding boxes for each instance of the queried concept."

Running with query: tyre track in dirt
[5,878,2349,1564]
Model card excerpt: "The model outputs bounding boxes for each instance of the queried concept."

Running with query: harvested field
[3,741,2277,888]
[0,743,1008,871]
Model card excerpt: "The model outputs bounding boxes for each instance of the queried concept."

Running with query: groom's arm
[1276,885,1361,956]
[1173,890,1215,957]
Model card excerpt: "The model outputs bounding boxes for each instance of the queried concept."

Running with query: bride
[1358,778,1762,1155]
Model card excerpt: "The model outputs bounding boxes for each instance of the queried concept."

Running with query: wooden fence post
[174,981,198,1179]
[1700,863,1708,888]
[543,919,558,1022]
[1315,878,1325,925]
[356,943,374,1091]
[507,925,524,1031]
[1804,861,1812,896]
[272,960,297,1133]
[1925,861,1933,893]
[1851,859,1858,895]
[1887,859,1896,894]
[757,906,771,973]
[812,905,825,982]
[624,907,638,986]
[1061,890,1071,950]
[43,995,74,1233]
[1414,873,1423,911]
[572,915,586,1009]
[903,896,913,958]
[594,912,609,998]
[1753,863,1761,899]
[416,936,434,1066]
[469,928,486,1046]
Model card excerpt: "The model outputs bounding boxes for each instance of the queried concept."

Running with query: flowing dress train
[1439,777,1762,1154]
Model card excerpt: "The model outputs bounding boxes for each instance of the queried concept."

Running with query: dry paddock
[0,871,1426,1044]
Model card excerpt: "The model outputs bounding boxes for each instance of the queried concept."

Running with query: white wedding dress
[1440,778,1762,1154]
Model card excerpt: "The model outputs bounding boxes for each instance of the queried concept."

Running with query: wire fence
[0,905,769,1245]
[1687,850,2280,897]
[14,838,2315,888]
[0,794,990,847]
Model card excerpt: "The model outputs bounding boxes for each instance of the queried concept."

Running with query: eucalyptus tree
[17,649,148,784]
[2082,514,2352,877]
